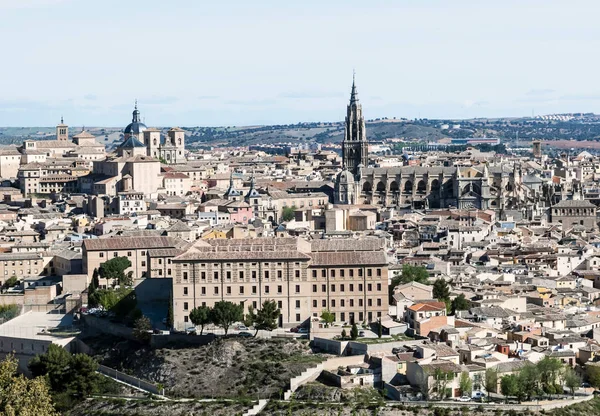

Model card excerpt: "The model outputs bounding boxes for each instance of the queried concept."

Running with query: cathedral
[334,79,525,211]
[123,101,186,164]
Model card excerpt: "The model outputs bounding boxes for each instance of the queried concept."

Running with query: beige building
[0,253,53,285]
[171,238,388,330]
[0,148,21,180]
[82,236,187,285]
[162,172,191,196]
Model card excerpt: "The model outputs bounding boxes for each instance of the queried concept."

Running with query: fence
[97,364,164,396]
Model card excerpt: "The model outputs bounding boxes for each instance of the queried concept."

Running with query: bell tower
[342,74,368,174]
[56,116,68,141]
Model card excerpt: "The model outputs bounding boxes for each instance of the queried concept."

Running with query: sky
[2,0,600,127]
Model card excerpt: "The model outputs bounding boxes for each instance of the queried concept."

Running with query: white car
[456,396,471,402]
[472,391,485,401]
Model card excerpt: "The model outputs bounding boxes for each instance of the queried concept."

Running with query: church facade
[334,79,524,211]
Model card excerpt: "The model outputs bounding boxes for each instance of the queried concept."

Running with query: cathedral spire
[350,70,358,105]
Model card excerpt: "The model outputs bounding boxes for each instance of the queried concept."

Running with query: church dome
[336,169,355,186]
[124,101,147,135]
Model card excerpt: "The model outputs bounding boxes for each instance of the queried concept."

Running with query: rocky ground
[83,334,327,399]
[67,398,250,416]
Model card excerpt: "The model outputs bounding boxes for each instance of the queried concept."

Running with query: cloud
[278,91,344,99]
[560,93,600,101]
[142,96,179,105]
[525,89,555,96]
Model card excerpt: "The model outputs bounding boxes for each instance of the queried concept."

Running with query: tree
[500,375,519,401]
[432,369,453,400]
[459,372,472,397]
[484,368,498,402]
[563,366,580,398]
[587,364,600,388]
[0,355,57,416]
[132,316,152,344]
[388,265,429,302]
[517,363,540,401]
[189,305,212,335]
[451,294,471,315]
[68,354,100,396]
[99,257,132,286]
[252,300,280,336]
[350,323,359,340]
[166,297,174,329]
[320,310,335,328]
[29,344,72,391]
[2,276,18,289]
[536,357,562,397]
[91,268,99,290]
[433,278,451,302]
[281,206,296,222]
[210,301,243,335]
[341,329,347,339]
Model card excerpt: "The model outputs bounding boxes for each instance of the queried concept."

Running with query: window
[350,299,354,307]
[183,272,188,281]
[349,284,354,292]
[99,253,104,258]
[341,299,345,307]
[313,300,317,307]
[278,285,282,294]
[183,287,188,296]
[358,269,363,277]
[113,252,118,258]
[341,284,345,292]
[239,271,244,279]
[184,316,189,323]
[201,272,206,280]
[331,300,336,307]
[321,270,326,277]
[141,251,146,256]
[252,286,257,294]
[265,271,270,279]
[227,271,231,279]
[322,284,326,292]
[296,314,301,322]
[252,271,257,279]
[226,286,231,295]
[367,269,372,277]
[358,284,363,291]
[331,270,336,278]
[367,299,372,307]
[368,284,372,291]
[214,272,219,280]
[322,300,326,307]
[359,299,363,307]
[253,301,257,309]
[214,287,219,295]
[265,285,270,294]
[312,270,318,278]
[312,284,317,293]
[377,283,381,291]
[278,270,282,278]
[295,300,300,309]
[278,301,282,308]
[141,261,146,267]
[340,269,345,278]
[168,268,172,275]
[376,268,382,277]
[295,270,300,278]
[349,269,354,277]
[127,251,132,257]
[377,298,382,307]
[183,302,189,310]
[239,286,244,294]
[331,284,336,292]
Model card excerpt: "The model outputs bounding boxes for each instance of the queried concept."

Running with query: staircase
[283,363,324,400]
[243,399,269,416]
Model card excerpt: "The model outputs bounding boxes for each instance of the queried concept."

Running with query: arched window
[376,181,385,193]
[417,180,426,193]
[389,181,399,192]
[403,180,413,194]
[362,182,372,193]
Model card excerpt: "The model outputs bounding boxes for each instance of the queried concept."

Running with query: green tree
[388,265,429,302]
[320,310,335,328]
[563,366,580,398]
[451,294,471,315]
[433,278,451,301]
[132,316,152,344]
[1,355,58,416]
[281,206,296,222]
[91,268,99,290]
[484,368,498,402]
[166,297,174,329]
[341,329,347,339]
[536,356,562,397]
[500,375,519,401]
[29,344,72,391]
[517,363,540,401]
[210,301,243,335]
[68,354,100,396]
[2,276,18,289]
[189,305,211,335]
[99,257,132,286]
[350,323,359,340]
[251,300,280,336]
[587,364,600,388]
[432,369,453,400]
[459,372,472,396]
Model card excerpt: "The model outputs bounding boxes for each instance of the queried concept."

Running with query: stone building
[170,238,388,330]
[334,79,524,211]
[550,199,597,231]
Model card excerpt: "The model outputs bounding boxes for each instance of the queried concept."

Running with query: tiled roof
[309,251,386,267]
[83,236,185,251]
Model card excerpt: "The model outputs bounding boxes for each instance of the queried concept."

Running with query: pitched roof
[82,236,185,251]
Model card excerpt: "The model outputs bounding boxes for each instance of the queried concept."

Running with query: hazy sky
[2,0,600,127]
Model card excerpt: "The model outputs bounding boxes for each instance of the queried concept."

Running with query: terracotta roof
[408,302,446,312]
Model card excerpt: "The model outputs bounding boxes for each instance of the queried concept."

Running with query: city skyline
[3,0,600,126]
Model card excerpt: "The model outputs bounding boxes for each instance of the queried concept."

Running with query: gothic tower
[342,75,368,174]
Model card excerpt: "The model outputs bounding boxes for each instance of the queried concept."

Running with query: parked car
[472,391,485,401]
[456,396,471,402]
[582,382,592,388]
[185,327,197,335]
[236,325,249,331]
[237,331,253,338]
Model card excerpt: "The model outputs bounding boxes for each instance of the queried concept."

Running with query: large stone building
[171,238,388,330]
[334,79,525,211]
[123,101,186,164]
